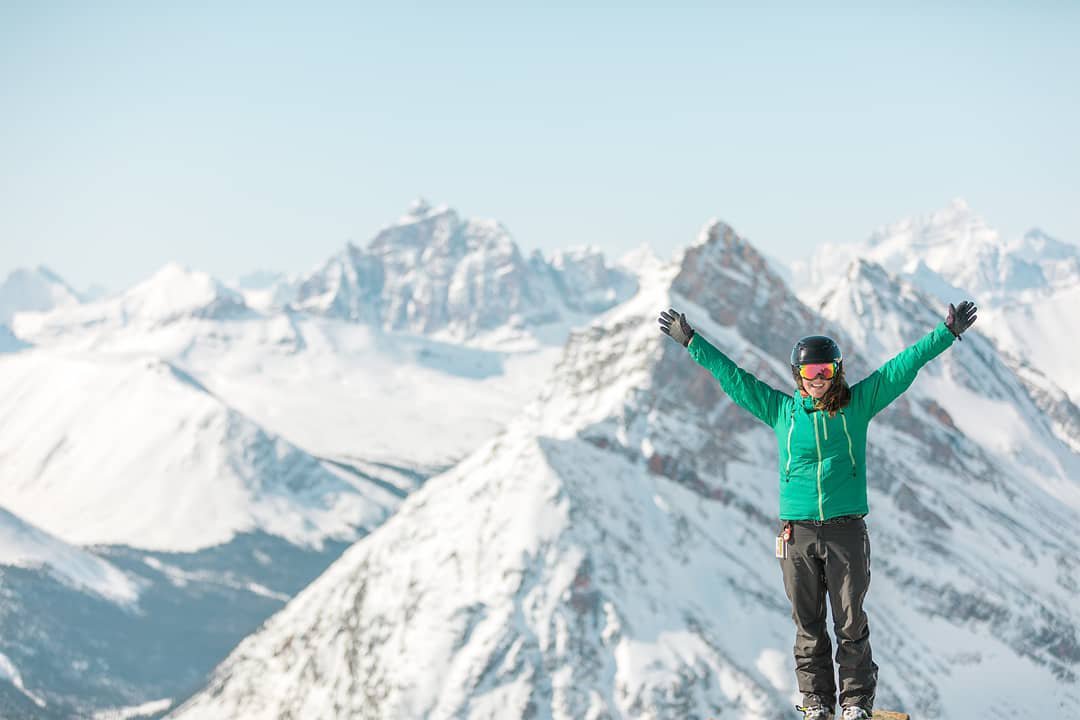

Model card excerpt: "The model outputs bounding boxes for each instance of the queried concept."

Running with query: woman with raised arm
[657,301,977,720]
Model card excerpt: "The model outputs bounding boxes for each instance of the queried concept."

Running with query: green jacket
[687,323,956,520]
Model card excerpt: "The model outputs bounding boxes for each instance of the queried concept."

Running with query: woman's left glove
[658,308,695,347]
[945,300,978,340]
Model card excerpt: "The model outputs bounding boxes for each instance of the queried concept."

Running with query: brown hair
[792,366,851,417]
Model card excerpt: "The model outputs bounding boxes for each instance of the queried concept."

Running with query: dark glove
[945,300,978,341]
[658,308,695,347]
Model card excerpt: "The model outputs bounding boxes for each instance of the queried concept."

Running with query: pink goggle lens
[798,362,837,380]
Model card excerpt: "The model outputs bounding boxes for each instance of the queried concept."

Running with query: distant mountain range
[281,198,638,344]
[792,198,1080,406]
[1,200,1078,718]
[791,198,1080,305]
[0,201,640,717]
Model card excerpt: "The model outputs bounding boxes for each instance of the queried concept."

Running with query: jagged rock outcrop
[289,200,637,341]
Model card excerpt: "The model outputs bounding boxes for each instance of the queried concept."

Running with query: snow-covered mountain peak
[124,263,248,321]
[288,203,636,344]
[909,196,973,236]
[533,221,844,494]
[373,201,513,265]
[673,218,821,362]
[791,202,1080,403]
[794,201,1080,308]
[816,258,942,367]
[817,252,1080,458]
[372,201,462,255]
[846,256,885,279]
[13,263,250,343]
[396,196,455,225]
[406,196,434,217]
[0,350,393,552]
[682,218,785,283]
[864,198,997,267]
[0,265,82,325]
[1005,227,1080,264]
[947,196,969,212]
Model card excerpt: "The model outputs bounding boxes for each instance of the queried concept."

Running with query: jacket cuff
[933,321,961,353]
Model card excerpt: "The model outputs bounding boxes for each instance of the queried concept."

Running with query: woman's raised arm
[658,308,788,427]
[850,300,977,418]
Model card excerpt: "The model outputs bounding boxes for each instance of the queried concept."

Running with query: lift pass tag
[775,536,787,559]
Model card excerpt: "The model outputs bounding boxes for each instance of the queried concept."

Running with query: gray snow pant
[778,516,878,711]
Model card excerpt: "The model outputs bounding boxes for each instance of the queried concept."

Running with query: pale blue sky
[2,1,1077,291]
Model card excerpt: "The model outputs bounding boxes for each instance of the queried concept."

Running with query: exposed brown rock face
[672,220,825,364]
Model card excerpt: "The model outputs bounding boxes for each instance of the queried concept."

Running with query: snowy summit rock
[288,200,637,341]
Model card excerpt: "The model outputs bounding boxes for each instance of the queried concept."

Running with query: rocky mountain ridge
[287,199,637,344]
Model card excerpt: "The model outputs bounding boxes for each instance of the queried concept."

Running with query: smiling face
[795,360,839,400]
[801,374,834,399]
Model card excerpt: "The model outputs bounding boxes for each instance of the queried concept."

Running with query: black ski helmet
[790,335,842,369]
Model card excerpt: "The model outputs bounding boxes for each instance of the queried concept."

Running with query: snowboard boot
[840,707,872,720]
[796,705,835,720]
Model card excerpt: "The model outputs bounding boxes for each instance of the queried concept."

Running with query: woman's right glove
[945,300,978,340]
[658,308,695,347]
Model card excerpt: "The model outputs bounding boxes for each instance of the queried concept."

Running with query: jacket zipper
[785,416,795,479]
[840,410,856,474]
[812,411,824,520]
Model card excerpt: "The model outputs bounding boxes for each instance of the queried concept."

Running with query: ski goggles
[797,361,839,380]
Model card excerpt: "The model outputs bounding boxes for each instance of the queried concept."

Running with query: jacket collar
[795,391,820,413]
